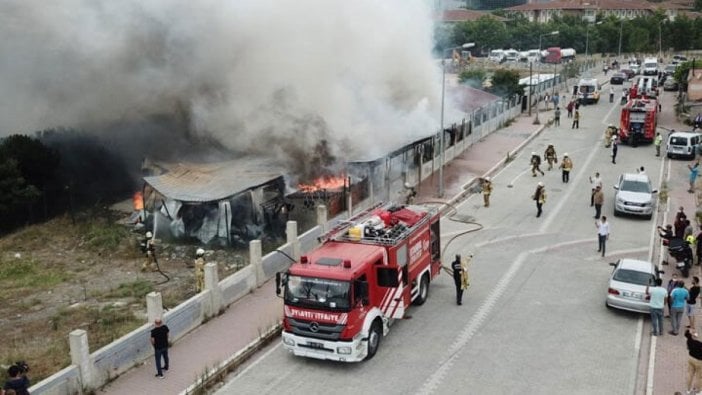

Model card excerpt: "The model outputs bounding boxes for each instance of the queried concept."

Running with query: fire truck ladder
[317,202,387,244]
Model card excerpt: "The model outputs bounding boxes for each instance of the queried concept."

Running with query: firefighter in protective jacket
[141,231,157,272]
[195,248,206,292]
[544,145,557,170]
[481,177,493,207]
[530,152,545,177]
[451,254,470,305]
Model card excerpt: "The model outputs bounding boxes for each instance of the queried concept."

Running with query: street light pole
[659,22,663,59]
[618,20,623,58]
[438,43,474,198]
[585,21,602,59]
[535,31,559,125]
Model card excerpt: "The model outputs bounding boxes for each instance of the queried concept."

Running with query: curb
[180,323,282,395]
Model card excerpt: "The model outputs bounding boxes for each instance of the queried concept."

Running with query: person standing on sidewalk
[533,182,546,218]
[595,216,610,257]
[590,172,603,206]
[654,132,663,157]
[559,153,573,183]
[689,160,700,193]
[671,281,691,336]
[688,276,700,335]
[668,273,680,317]
[646,278,668,336]
[150,318,170,378]
[685,329,702,394]
[530,152,545,177]
[481,177,493,207]
[554,107,561,126]
[593,186,604,219]
[572,110,580,129]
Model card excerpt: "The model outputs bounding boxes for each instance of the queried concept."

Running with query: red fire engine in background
[619,98,658,146]
[275,202,441,362]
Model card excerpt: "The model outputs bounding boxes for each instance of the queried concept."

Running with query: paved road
[217,75,669,394]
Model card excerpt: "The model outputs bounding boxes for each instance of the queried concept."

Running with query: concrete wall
[30,95,522,394]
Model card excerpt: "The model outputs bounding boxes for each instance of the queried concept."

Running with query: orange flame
[298,175,346,192]
[133,191,144,211]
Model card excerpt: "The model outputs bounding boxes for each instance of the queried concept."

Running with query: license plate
[307,342,324,349]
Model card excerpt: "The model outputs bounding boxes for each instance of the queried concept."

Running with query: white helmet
[563,153,569,157]
[538,181,544,187]
[531,151,536,155]
[196,248,205,256]
[484,176,490,181]
[146,231,153,238]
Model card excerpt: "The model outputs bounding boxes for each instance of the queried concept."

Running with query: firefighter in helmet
[481,176,493,207]
[195,248,206,292]
[604,124,617,148]
[543,145,557,170]
[530,152,544,177]
[451,254,470,305]
[141,231,157,272]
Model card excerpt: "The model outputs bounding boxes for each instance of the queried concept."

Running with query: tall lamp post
[535,31,559,125]
[658,21,663,59]
[585,21,603,59]
[439,42,475,198]
[618,19,624,58]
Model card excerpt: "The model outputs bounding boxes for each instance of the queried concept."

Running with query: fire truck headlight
[283,337,295,346]
[337,346,352,355]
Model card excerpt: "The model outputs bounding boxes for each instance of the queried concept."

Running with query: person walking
[611,135,619,164]
[533,182,546,218]
[671,281,691,336]
[559,153,573,183]
[654,132,663,157]
[194,248,206,293]
[150,318,170,378]
[544,145,557,170]
[689,276,701,335]
[530,152,545,177]
[589,172,603,206]
[686,330,702,394]
[595,216,610,257]
[609,86,615,103]
[689,160,700,193]
[451,254,467,305]
[554,106,561,126]
[566,100,574,118]
[572,110,580,129]
[481,177,493,207]
[646,278,668,336]
[593,185,604,219]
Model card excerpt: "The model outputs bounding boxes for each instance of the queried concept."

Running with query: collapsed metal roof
[143,158,285,203]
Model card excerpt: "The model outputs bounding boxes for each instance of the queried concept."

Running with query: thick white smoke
[0,0,446,170]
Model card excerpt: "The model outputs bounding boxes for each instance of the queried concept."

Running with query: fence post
[250,239,265,287]
[69,329,93,389]
[146,292,163,324]
[287,221,300,261]
[204,262,221,316]
[316,205,328,233]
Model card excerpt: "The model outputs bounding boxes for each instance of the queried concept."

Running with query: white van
[577,78,600,104]
[643,57,658,76]
[488,49,506,63]
[667,131,702,159]
[504,49,519,62]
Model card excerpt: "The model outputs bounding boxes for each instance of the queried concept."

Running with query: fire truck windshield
[285,276,351,310]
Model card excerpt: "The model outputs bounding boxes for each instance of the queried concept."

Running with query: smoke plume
[0,1,445,180]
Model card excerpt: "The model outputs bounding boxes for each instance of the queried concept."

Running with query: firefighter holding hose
[141,231,157,272]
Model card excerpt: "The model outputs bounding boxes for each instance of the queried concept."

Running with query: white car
[606,259,663,313]
[667,131,702,159]
[613,173,658,219]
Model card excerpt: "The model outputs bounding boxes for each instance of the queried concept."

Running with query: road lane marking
[646,336,657,395]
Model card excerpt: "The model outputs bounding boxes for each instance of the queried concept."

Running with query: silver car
[606,259,663,313]
[613,173,658,219]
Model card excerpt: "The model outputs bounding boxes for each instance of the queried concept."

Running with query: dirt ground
[0,204,251,384]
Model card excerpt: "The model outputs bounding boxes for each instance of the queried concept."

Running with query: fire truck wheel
[412,275,430,306]
[365,321,382,360]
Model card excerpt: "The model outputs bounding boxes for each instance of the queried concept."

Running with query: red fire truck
[619,98,658,146]
[275,202,441,362]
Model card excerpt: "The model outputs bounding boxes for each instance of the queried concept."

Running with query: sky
[0,1,451,175]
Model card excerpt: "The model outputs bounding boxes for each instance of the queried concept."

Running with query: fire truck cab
[619,98,658,146]
[276,202,441,362]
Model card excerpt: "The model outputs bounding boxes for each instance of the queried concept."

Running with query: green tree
[458,68,487,88]
[0,134,60,192]
[0,158,41,218]
[456,16,509,54]
[488,69,523,97]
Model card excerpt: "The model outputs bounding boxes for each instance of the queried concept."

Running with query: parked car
[613,173,658,219]
[663,64,678,76]
[606,259,663,314]
[667,131,702,159]
[630,64,641,75]
[610,72,626,85]
[620,68,635,79]
[663,77,678,91]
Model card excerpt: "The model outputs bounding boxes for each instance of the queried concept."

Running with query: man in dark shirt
[150,318,170,378]
[688,276,701,334]
[3,364,30,395]
[686,330,702,394]
[452,255,465,306]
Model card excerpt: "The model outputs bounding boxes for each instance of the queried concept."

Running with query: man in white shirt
[646,278,668,336]
[596,216,610,257]
[589,172,603,206]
